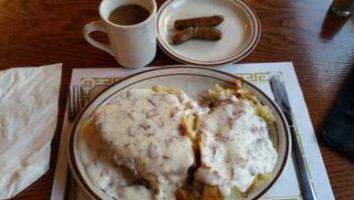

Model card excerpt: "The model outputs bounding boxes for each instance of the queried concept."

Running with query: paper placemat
[51,62,334,200]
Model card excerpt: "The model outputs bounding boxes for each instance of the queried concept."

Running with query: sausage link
[171,27,222,45]
[171,27,195,45]
[174,15,224,30]
[193,27,222,41]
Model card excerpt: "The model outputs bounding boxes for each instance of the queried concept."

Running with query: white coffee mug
[83,0,157,68]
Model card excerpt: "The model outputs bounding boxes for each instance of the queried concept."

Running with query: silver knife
[270,75,317,200]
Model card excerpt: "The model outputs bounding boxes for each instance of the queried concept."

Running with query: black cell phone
[324,73,354,159]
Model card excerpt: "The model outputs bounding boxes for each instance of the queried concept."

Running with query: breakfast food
[79,81,278,200]
[77,117,150,199]
[195,85,278,196]
[170,15,224,45]
[93,87,204,199]
[174,15,224,30]
[172,27,222,45]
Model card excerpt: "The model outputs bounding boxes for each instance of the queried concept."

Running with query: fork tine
[71,85,78,122]
[79,86,85,109]
[74,86,78,120]
[74,85,80,116]
[69,86,75,121]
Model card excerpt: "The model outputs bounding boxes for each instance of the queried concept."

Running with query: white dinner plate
[68,66,290,200]
[157,0,261,66]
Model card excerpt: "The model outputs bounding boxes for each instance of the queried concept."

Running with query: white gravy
[94,89,197,200]
[78,89,278,199]
[195,96,278,196]
[78,117,152,200]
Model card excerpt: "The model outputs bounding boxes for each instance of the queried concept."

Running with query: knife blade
[270,75,317,200]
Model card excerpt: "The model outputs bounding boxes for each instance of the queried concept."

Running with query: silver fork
[69,85,85,122]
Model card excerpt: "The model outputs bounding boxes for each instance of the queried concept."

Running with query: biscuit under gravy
[94,88,200,199]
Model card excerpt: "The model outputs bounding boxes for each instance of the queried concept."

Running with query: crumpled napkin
[0,63,62,199]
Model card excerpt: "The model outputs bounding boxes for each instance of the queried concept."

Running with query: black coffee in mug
[108,4,150,25]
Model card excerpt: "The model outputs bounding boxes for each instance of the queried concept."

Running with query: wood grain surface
[0,0,353,199]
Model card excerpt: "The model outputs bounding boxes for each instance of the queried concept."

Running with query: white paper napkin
[0,63,62,199]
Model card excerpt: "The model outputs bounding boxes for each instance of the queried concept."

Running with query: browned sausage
[171,27,222,45]
[193,27,222,41]
[174,15,224,30]
[171,27,195,45]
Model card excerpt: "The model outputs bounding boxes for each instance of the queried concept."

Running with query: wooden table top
[0,0,353,199]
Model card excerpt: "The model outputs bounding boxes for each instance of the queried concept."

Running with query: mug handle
[83,21,114,56]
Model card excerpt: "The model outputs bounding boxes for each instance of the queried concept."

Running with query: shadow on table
[319,8,350,40]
